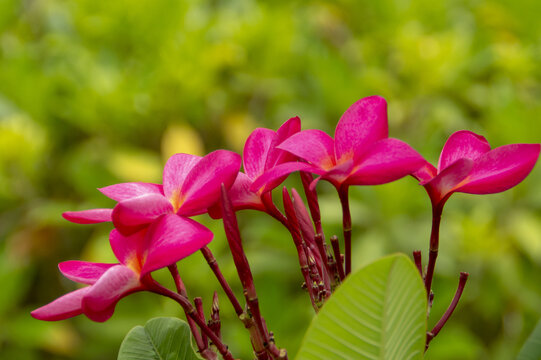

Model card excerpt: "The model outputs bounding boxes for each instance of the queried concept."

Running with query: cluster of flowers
[32,96,540,358]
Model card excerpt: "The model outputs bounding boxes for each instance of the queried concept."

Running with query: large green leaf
[296,254,427,360]
[118,317,202,360]
[517,319,541,360]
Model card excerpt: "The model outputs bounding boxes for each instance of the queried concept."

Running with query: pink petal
[109,229,148,268]
[346,138,425,185]
[62,209,112,224]
[243,128,275,179]
[112,194,173,235]
[31,287,90,321]
[423,158,474,205]
[82,265,142,322]
[163,153,202,201]
[277,129,336,169]
[141,214,213,275]
[208,173,265,218]
[456,143,540,194]
[265,116,302,168]
[177,150,241,216]
[250,162,323,193]
[318,159,355,189]
[438,130,491,171]
[412,161,438,183]
[334,96,389,163]
[59,261,117,285]
[99,182,163,201]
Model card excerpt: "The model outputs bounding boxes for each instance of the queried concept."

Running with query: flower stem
[144,277,234,360]
[200,246,244,317]
[413,250,423,278]
[425,205,443,297]
[338,185,352,276]
[426,272,469,349]
[330,235,345,281]
[168,264,210,357]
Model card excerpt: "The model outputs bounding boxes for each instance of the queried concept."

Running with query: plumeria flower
[208,117,300,217]
[414,130,540,295]
[251,96,425,192]
[31,215,213,322]
[64,150,241,236]
[414,130,540,209]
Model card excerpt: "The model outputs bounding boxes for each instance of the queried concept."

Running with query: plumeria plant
[32,96,540,359]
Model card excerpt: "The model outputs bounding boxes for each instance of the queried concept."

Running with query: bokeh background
[1,0,541,359]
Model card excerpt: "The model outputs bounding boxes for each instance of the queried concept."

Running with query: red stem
[425,205,443,297]
[330,235,345,281]
[338,186,352,275]
[426,272,469,348]
[144,277,234,360]
[200,246,244,316]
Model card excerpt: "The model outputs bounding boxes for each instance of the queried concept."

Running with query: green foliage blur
[1,0,540,359]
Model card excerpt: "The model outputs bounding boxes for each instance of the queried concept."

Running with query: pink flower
[63,150,241,236]
[251,96,425,192]
[208,117,300,217]
[414,130,540,208]
[31,215,213,322]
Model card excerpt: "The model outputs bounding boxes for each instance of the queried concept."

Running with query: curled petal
[59,261,117,285]
[99,183,163,202]
[31,287,90,321]
[266,116,302,168]
[412,161,438,183]
[456,143,540,194]
[82,265,142,322]
[243,128,275,179]
[109,229,148,269]
[178,150,241,216]
[334,96,388,163]
[141,214,213,275]
[62,209,112,224]
[346,138,425,186]
[278,129,336,169]
[423,158,474,205]
[112,194,173,235]
[163,153,202,201]
[250,162,323,193]
[318,159,354,189]
[438,130,491,171]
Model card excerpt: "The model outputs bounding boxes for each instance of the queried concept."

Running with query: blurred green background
[1,0,540,359]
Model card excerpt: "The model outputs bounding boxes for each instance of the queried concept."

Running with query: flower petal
[265,116,302,169]
[423,158,474,205]
[109,229,148,268]
[456,143,540,194]
[334,96,388,163]
[438,130,491,171]
[62,209,112,224]
[59,261,117,285]
[31,287,90,321]
[277,129,336,169]
[243,128,275,179]
[412,161,438,183]
[346,138,425,185]
[208,172,265,218]
[163,153,202,201]
[82,265,141,322]
[141,214,213,275]
[177,150,241,216]
[250,162,323,193]
[112,194,173,235]
[99,182,163,201]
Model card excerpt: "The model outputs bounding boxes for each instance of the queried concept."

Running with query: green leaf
[296,254,427,360]
[118,317,202,360]
[517,319,541,360]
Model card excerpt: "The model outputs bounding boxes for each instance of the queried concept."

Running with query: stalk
[337,185,352,275]
[424,204,443,296]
